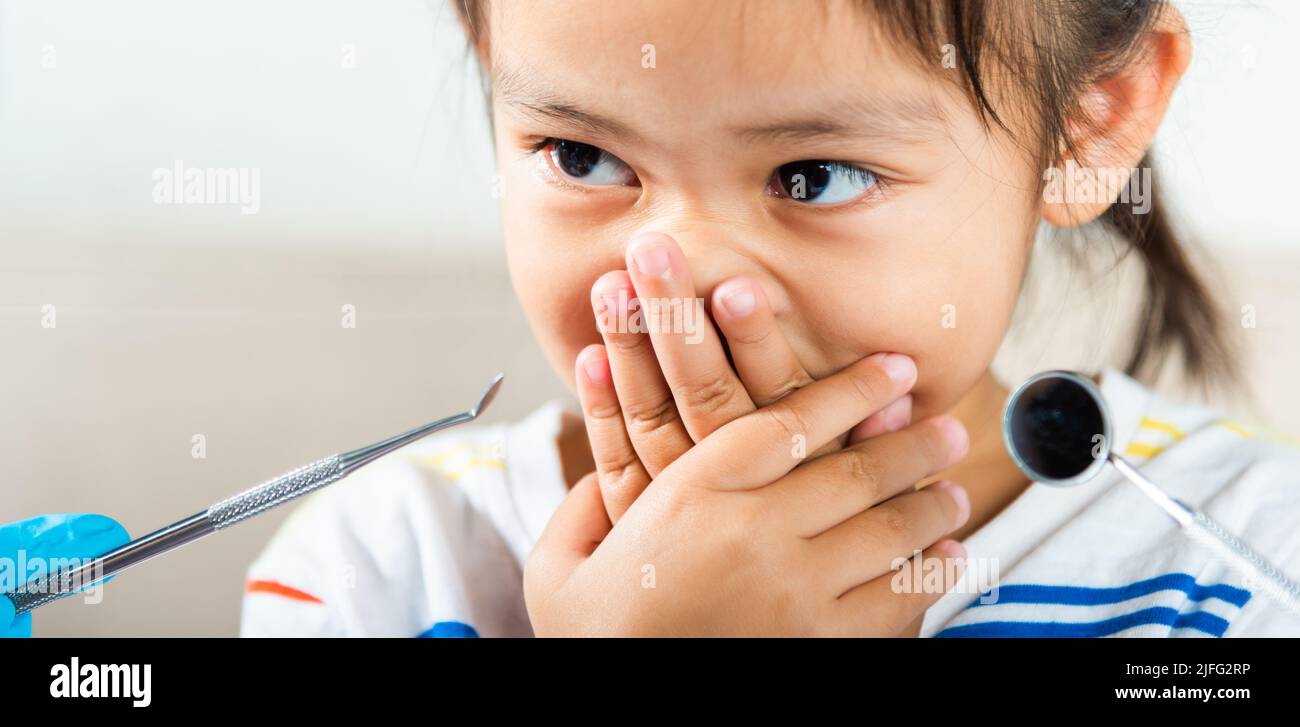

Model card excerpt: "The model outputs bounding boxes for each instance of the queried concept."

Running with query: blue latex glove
[1,514,130,638]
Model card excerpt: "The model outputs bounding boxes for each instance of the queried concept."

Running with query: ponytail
[1101,153,1236,387]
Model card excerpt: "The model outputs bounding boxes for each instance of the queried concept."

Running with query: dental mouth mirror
[1003,370,1300,617]
[4,373,504,617]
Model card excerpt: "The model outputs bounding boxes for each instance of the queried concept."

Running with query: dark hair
[454,0,1236,387]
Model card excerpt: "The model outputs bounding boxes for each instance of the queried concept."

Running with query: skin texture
[467,0,1191,635]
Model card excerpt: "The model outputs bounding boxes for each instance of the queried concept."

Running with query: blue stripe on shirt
[417,621,479,638]
[967,573,1251,609]
[935,607,1230,638]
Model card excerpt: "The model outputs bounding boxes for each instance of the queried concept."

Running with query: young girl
[241,0,1300,637]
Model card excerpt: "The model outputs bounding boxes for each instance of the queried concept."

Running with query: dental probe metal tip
[336,372,505,475]
[4,373,505,616]
[472,372,505,418]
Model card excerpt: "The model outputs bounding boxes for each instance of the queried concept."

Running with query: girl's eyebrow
[731,94,949,146]
[495,64,644,143]
[494,62,947,147]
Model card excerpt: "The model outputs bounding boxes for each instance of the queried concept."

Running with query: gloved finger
[0,594,14,630]
[1,513,128,638]
[22,513,130,560]
[2,611,32,639]
[9,514,130,599]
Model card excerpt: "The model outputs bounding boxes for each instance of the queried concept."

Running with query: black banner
[0,636,1288,712]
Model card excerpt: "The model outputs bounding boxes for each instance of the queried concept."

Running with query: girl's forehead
[490,0,919,93]
[489,0,959,148]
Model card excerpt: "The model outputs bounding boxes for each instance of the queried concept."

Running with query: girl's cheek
[909,265,1026,417]
[791,240,1024,418]
[501,207,617,393]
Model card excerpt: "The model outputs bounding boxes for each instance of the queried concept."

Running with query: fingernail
[936,538,967,561]
[581,351,610,384]
[936,415,969,467]
[719,283,756,318]
[881,394,912,432]
[932,481,970,528]
[591,296,613,334]
[630,241,670,278]
[879,353,916,385]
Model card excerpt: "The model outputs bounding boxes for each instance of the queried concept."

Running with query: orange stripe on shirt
[245,579,324,605]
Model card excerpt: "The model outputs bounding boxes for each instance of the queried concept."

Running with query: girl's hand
[577,232,912,521]
[526,354,970,636]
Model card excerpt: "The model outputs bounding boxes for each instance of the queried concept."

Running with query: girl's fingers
[768,414,967,535]
[526,472,611,588]
[710,277,812,407]
[575,345,653,522]
[712,275,849,459]
[808,481,970,596]
[624,232,756,442]
[592,271,694,476]
[691,352,918,489]
[824,539,968,637]
[848,394,913,444]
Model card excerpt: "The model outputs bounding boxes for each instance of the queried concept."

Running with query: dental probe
[4,373,503,616]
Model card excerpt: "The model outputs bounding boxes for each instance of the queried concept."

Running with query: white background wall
[1,0,1296,635]
[3,0,1298,258]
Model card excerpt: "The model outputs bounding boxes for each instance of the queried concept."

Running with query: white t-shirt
[240,370,1300,637]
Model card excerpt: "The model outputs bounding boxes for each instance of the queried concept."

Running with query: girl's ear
[1041,4,1192,228]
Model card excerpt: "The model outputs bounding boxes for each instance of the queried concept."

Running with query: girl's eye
[768,160,878,205]
[544,139,637,186]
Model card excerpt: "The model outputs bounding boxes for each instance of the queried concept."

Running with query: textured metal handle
[207,454,345,530]
[6,570,99,615]
[1185,509,1300,617]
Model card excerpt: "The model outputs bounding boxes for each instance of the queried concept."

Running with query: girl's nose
[625,227,756,303]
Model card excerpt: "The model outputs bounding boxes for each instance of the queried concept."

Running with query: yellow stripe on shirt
[1216,419,1300,449]
[1124,417,1183,461]
[411,443,506,482]
[1138,417,1185,440]
[1217,419,1256,439]
[1124,416,1298,461]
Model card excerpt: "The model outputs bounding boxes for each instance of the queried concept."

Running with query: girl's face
[488,0,1042,420]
